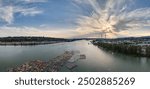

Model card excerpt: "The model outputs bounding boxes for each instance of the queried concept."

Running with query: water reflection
[0,40,150,72]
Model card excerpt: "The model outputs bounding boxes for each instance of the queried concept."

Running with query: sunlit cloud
[73,0,150,38]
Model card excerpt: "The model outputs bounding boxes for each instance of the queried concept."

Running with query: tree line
[0,37,70,42]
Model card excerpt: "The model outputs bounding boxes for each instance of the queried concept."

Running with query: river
[0,40,150,72]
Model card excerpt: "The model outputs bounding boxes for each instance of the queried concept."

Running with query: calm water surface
[0,40,150,72]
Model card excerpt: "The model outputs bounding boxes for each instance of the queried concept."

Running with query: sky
[0,0,150,38]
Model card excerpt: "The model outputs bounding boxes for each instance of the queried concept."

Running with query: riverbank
[92,40,150,57]
[8,51,74,72]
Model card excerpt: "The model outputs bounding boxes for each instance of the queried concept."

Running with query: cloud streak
[23,0,48,3]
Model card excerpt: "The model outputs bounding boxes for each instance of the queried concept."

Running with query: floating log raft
[67,54,86,63]
[79,54,86,59]
[8,51,73,72]
[65,62,77,70]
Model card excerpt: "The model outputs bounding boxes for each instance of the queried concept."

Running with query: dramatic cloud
[0,0,149,38]
[73,0,150,38]
[0,0,45,24]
